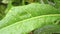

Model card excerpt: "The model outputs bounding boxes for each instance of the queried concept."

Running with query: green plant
[0,3,59,28]
[0,0,60,34]
[0,14,60,34]
[33,25,60,34]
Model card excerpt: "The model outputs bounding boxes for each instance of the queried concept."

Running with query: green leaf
[0,5,6,20]
[0,14,60,34]
[33,25,60,34]
[0,3,59,29]
[54,0,60,9]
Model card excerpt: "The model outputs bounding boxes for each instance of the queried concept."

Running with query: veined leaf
[0,3,60,29]
[0,14,60,34]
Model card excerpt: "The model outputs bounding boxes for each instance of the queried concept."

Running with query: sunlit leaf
[0,3,59,29]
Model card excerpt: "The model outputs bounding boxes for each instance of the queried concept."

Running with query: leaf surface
[0,14,60,34]
[0,3,59,29]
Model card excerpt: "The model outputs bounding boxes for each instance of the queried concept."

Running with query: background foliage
[0,0,60,20]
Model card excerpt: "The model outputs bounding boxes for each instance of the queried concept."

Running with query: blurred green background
[0,0,60,20]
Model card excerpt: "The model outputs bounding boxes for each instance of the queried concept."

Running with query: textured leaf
[0,3,59,29]
[0,14,60,34]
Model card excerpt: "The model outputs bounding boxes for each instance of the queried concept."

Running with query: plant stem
[22,0,25,5]
[5,0,12,13]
